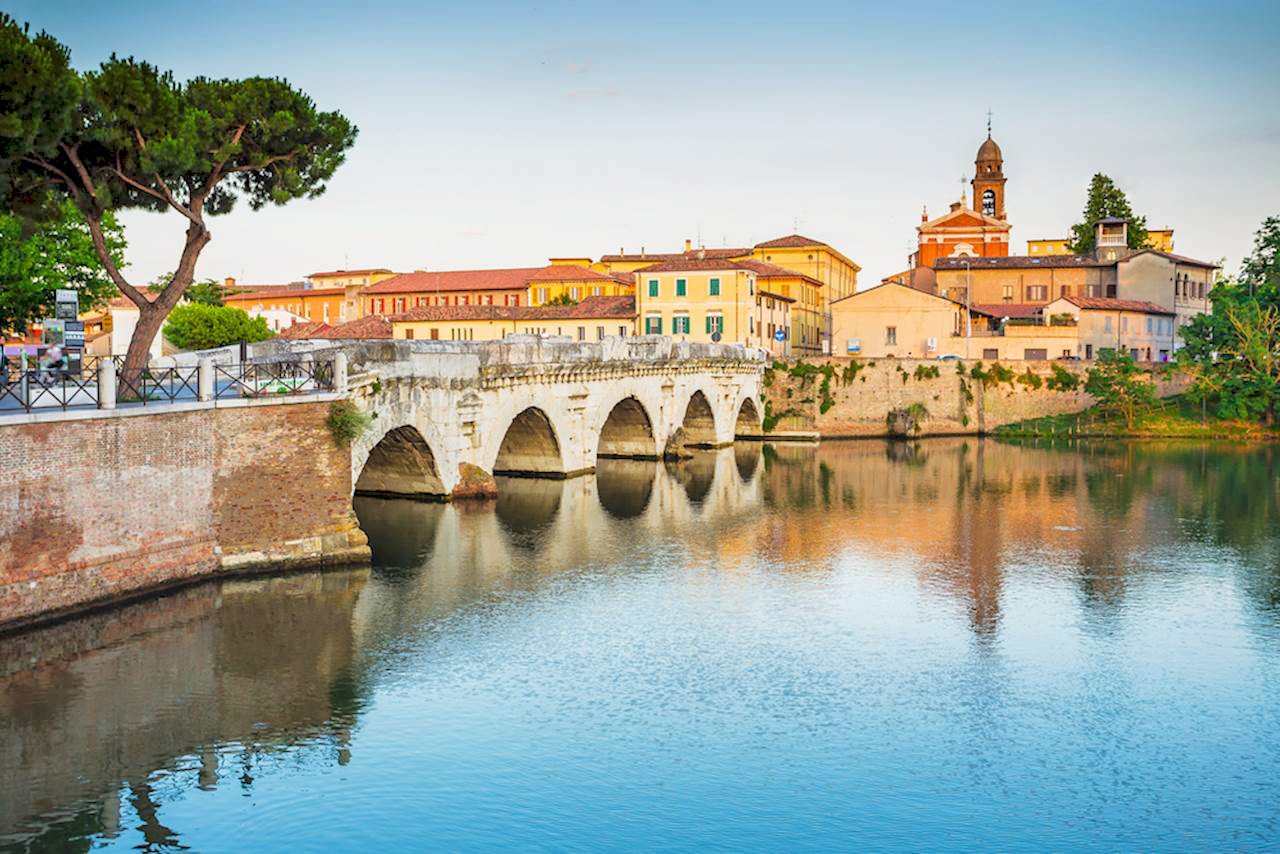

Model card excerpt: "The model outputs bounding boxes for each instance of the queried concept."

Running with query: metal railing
[0,356,338,415]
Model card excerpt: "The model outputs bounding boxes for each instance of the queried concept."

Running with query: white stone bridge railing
[273,335,768,500]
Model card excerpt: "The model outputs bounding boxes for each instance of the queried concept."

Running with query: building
[911,132,1013,272]
[387,296,635,342]
[360,264,632,317]
[632,258,786,353]
[1027,228,1174,256]
[223,287,348,325]
[306,268,397,289]
[933,222,1215,347]
[81,296,167,360]
[1043,296,1177,362]
[831,283,987,359]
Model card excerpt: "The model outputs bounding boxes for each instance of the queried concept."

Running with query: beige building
[1043,296,1177,362]
[831,283,980,359]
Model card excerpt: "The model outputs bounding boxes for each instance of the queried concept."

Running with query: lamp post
[963,259,973,355]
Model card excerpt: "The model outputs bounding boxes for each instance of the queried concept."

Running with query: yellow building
[388,296,636,342]
[307,268,397,289]
[360,264,632,317]
[1027,229,1174,256]
[526,264,633,306]
[832,283,983,359]
[586,234,858,354]
[632,258,781,352]
[1027,238,1072,255]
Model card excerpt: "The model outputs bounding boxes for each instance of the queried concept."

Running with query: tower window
[982,189,996,216]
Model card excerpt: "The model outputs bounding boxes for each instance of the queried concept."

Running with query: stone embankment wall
[0,401,368,631]
[760,357,1186,438]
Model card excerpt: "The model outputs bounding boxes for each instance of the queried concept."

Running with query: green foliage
[841,360,863,385]
[959,377,975,405]
[0,200,125,332]
[1047,363,1081,392]
[1067,173,1150,254]
[913,364,940,381]
[162,302,272,350]
[761,398,803,433]
[326,399,373,447]
[1178,216,1280,424]
[971,361,1014,384]
[1016,369,1043,390]
[545,293,578,306]
[1084,350,1157,428]
[0,14,356,365]
[905,402,929,423]
[149,272,229,306]
[1049,313,1076,326]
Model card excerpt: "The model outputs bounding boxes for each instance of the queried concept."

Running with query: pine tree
[1067,174,1150,254]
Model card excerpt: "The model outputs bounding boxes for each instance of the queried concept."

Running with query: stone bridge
[307,337,766,499]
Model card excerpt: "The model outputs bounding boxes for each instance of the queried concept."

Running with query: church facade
[911,132,1012,269]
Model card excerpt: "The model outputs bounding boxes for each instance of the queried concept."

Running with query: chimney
[921,206,928,223]
[224,276,236,288]
[698,249,706,260]
[640,245,645,256]
[949,201,962,212]
[684,239,692,252]
[619,246,624,255]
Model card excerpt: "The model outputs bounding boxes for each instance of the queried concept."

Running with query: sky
[9,0,1280,286]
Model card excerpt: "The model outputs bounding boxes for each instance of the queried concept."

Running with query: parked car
[935,354,963,361]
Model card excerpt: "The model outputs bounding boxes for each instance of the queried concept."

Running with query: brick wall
[0,401,368,630]
[761,357,1186,438]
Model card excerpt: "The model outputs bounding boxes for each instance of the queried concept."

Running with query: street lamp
[963,259,973,348]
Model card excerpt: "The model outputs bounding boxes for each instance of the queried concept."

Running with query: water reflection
[3,440,1280,850]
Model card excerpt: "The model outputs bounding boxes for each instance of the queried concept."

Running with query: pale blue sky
[11,0,1280,284]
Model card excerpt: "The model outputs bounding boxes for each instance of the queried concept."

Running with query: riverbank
[994,395,1280,440]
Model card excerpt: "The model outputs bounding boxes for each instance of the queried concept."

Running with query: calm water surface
[2,440,1280,851]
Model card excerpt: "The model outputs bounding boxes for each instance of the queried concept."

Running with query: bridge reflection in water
[3,440,1280,850]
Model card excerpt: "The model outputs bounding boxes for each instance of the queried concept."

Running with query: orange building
[360,264,632,316]
[223,287,347,325]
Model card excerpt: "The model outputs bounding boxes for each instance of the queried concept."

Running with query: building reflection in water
[2,439,1278,848]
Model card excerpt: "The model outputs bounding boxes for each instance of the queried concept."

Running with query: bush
[1047,363,1081,392]
[1016,369,1043,390]
[326,399,373,446]
[163,303,272,350]
[1084,350,1157,428]
[914,364,940,381]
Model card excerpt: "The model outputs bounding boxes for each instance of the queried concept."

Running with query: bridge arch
[355,424,447,499]
[493,406,566,477]
[597,395,659,459]
[735,396,761,436]
[680,390,718,447]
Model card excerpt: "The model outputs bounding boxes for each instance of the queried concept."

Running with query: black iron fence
[0,356,337,415]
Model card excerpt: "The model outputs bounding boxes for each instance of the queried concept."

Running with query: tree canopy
[1067,173,1150,254]
[0,199,126,333]
[1083,350,1157,428]
[147,271,232,306]
[1178,216,1280,423]
[163,303,272,351]
[0,13,356,371]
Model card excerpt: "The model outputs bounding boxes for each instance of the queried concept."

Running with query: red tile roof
[758,289,795,304]
[276,321,331,339]
[526,264,613,282]
[1059,296,1174,315]
[753,234,828,249]
[308,268,393,278]
[316,316,393,339]
[364,268,542,295]
[633,258,761,273]
[937,255,1102,270]
[389,296,636,323]
[732,258,823,286]
[225,287,344,301]
[609,271,636,285]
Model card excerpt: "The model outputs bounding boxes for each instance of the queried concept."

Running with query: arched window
[981,189,996,216]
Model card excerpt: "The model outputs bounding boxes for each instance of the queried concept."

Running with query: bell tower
[971,113,1006,222]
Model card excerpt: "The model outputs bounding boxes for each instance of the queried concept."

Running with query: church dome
[976,134,1002,164]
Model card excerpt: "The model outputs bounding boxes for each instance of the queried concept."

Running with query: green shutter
[705,315,711,334]
[648,279,658,297]
[709,277,720,296]
[676,278,686,297]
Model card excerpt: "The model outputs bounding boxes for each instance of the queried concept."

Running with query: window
[1027,285,1047,301]
[1002,285,1014,301]
[886,326,897,345]
[1104,316,1113,332]
[645,315,662,334]
[570,287,580,300]
[1060,285,1070,297]
[709,277,720,296]
[1146,317,1153,333]
[749,316,755,335]
[405,328,414,340]
[460,295,469,306]
[484,295,494,305]
[430,328,439,340]
[983,348,999,360]
[537,287,547,304]
[676,278,687,297]
[648,279,659,297]
[577,326,586,341]
[748,278,755,296]
[597,327,605,341]
[673,315,690,334]
[619,326,628,337]
[1085,344,1093,359]
[323,304,330,322]
[981,189,996,216]
[1024,349,1047,361]
[507,294,519,306]
[592,287,601,297]
[706,314,724,335]
[1121,316,1128,332]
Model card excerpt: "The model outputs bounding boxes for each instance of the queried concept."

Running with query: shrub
[1016,369,1043,390]
[1084,350,1157,428]
[914,364,941,381]
[1047,363,1081,392]
[163,303,272,350]
[326,399,373,446]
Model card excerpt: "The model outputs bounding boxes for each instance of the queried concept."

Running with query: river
[2,439,1279,851]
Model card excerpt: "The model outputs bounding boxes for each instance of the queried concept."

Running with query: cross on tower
[986,108,993,136]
